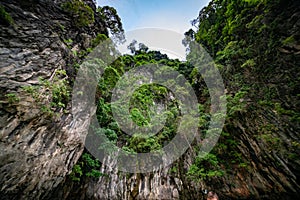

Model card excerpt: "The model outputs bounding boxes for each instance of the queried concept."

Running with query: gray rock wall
[0,0,299,200]
[0,0,106,199]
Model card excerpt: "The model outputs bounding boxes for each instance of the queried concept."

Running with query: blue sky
[96,0,210,60]
[96,0,210,33]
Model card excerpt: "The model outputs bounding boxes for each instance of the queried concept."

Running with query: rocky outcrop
[0,0,299,199]
[49,156,185,200]
[0,0,107,199]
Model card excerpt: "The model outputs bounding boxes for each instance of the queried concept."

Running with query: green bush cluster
[187,153,224,181]
[0,5,14,25]
[61,0,94,27]
[91,33,108,47]
[128,134,161,153]
[70,153,103,182]
[5,93,19,104]
[22,70,70,117]
[93,46,199,155]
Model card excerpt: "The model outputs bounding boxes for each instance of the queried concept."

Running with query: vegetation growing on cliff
[61,0,95,27]
[94,46,192,154]
[185,0,300,189]
[69,1,299,194]
[1,0,299,198]
[0,4,13,25]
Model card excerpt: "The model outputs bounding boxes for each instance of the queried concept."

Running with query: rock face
[0,0,300,200]
[50,156,187,200]
[0,0,106,199]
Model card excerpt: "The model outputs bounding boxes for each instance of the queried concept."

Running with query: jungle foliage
[68,0,299,185]
[185,0,300,182]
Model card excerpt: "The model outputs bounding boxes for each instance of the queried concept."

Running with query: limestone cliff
[0,0,299,200]
[0,0,108,199]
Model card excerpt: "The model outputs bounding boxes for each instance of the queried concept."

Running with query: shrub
[128,134,161,153]
[61,0,94,27]
[70,153,103,182]
[91,33,108,47]
[0,5,14,25]
[5,93,19,104]
[187,152,224,181]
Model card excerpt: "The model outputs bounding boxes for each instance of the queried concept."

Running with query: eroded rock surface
[0,0,106,199]
[0,0,299,200]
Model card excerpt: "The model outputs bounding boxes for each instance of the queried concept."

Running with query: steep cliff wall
[55,1,300,199]
[0,0,299,200]
[189,0,300,199]
[0,0,108,199]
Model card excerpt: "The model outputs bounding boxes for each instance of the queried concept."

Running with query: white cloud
[134,11,193,34]
[117,28,187,60]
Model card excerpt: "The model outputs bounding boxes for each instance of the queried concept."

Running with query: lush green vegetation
[57,0,299,187]
[95,46,190,154]
[187,153,224,181]
[97,6,125,43]
[60,1,124,43]
[87,35,254,181]
[61,0,94,27]
[68,43,202,180]
[184,0,300,183]
[20,69,70,117]
[70,152,104,182]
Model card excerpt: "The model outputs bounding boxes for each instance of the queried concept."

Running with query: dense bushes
[61,0,94,27]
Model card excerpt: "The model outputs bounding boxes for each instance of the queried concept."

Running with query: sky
[96,0,210,33]
[96,0,211,59]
